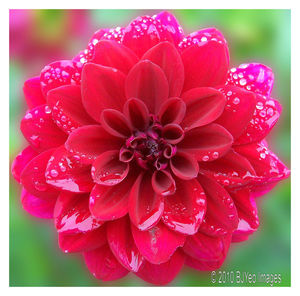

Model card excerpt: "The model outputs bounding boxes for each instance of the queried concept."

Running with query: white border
[2,0,299,295]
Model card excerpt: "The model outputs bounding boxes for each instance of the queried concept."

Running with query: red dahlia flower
[12,11,290,285]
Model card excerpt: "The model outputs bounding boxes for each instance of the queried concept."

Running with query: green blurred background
[9,9,291,286]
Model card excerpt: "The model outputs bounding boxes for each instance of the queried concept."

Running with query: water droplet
[239,78,247,86]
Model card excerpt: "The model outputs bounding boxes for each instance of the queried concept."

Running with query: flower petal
[234,141,290,185]
[81,63,126,122]
[107,216,144,272]
[162,124,184,144]
[185,233,231,271]
[136,250,185,285]
[83,244,129,281]
[158,97,186,126]
[58,225,107,253]
[89,170,138,221]
[65,125,123,164]
[170,151,199,180]
[47,85,95,134]
[100,109,131,138]
[91,40,138,74]
[23,76,46,109]
[11,146,38,183]
[20,149,58,199]
[162,178,206,235]
[198,174,238,237]
[181,87,226,129]
[181,41,229,91]
[184,232,227,261]
[129,172,164,231]
[227,63,274,96]
[131,221,185,264]
[229,188,260,242]
[125,60,169,114]
[235,95,281,145]
[178,124,233,162]
[179,28,228,57]
[91,150,129,186]
[40,60,81,96]
[142,41,184,97]
[20,105,67,152]
[21,188,57,219]
[122,15,174,58]
[199,149,256,187]
[151,170,176,196]
[54,192,103,234]
[45,146,94,193]
[215,85,256,139]
[153,11,184,45]
[123,98,150,131]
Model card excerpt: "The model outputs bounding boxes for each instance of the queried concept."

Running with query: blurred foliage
[9,9,290,286]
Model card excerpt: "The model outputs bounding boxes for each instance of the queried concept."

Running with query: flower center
[119,115,177,170]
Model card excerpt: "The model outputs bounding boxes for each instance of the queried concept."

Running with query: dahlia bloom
[11,11,290,285]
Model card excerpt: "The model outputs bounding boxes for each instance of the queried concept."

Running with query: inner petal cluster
[120,115,177,171]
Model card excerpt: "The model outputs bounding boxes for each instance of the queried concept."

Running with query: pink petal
[83,244,129,281]
[91,40,138,74]
[47,85,95,134]
[158,97,186,126]
[142,41,184,97]
[181,41,229,92]
[58,225,107,253]
[23,76,46,109]
[40,60,81,96]
[199,149,256,187]
[162,178,206,235]
[72,28,109,67]
[235,95,281,145]
[162,124,184,144]
[89,170,138,221]
[215,85,256,139]
[20,105,67,152]
[107,216,144,272]
[45,146,94,193]
[129,172,164,231]
[21,187,57,219]
[185,233,232,271]
[122,15,174,58]
[170,151,199,180]
[123,98,150,131]
[100,109,131,138]
[234,141,290,185]
[54,192,103,234]
[65,125,123,164]
[197,174,238,237]
[230,188,260,241]
[131,221,185,264]
[181,87,226,129]
[20,149,58,199]
[125,60,169,114]
[153,11,184,45]
[136,250,185,285]
[101,27,125,43]
[151,170,176,196]
[179,28,228,58]
[250,182,278,199]
[91,150,129,186]
[178,124,233,162]
[184,232,227,261]
[227,63,274,96]
[81,63,127,122]
[11,146,38,183]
